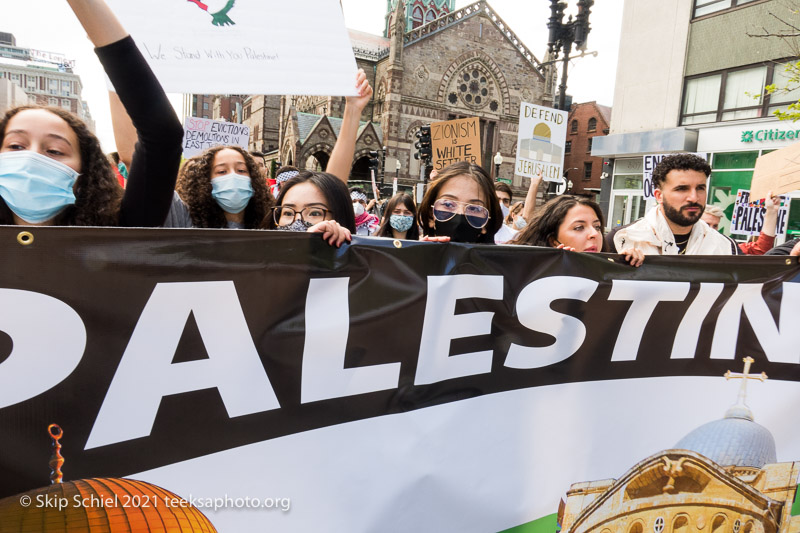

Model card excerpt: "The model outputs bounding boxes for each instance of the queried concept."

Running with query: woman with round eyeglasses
[262,171,355,247]
[417,162,502,244]
[374,192,419,240]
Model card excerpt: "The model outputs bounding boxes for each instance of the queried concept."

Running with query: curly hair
[417,161,502,243]
[375,192,419,240]
[511,195,606,250]
[652,153,711,190]
[175,145,273,228]
[0,105,122,226]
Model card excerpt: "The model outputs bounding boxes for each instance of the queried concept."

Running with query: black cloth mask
[432,214,484,243]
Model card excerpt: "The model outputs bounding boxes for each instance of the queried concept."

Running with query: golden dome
[0,478,218,533]
[533,122,551,139]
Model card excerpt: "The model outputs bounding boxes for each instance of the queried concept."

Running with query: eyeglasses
[432,198,490,229]
[273,205,330,226]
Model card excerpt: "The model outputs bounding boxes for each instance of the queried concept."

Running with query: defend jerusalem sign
[431,117,481,171]
[515,102,567,182]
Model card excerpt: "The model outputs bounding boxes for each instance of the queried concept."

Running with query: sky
[3,0,622,152]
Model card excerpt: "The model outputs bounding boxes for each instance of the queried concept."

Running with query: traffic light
[414,125,432,162]
[368,151,380,174]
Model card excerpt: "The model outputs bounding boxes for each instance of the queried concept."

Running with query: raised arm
[66,0,128,46]
[327,69,373,183]
[109,91,135,170]
[522,170,543,222]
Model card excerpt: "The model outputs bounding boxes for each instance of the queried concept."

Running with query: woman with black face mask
[418,162,503,244]
[262,171,355,247]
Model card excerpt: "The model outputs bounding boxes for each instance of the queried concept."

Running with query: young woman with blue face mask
[169,146,272,229]
[374,193,419,240]
[0,0,183,227]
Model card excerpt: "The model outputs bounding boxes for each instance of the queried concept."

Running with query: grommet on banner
[607,257,615,262]
[393,239,402,248]
[17,231,34,246]
[787,258,792,265]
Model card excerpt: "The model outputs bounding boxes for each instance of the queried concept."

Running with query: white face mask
[353,202,365,217]
[500,202,510,218]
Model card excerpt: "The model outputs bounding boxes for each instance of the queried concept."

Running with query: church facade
[267,0,555,193]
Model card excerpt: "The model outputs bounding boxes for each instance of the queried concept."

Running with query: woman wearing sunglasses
[418,162,503,244]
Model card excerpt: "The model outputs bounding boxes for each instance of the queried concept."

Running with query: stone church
[244,0,556,193]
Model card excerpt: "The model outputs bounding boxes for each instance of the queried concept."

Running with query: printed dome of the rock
[674,407,777,468]
[533,123,551,139]
[0,478,218,533]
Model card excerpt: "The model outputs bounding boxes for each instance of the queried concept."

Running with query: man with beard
[613,154,739,255]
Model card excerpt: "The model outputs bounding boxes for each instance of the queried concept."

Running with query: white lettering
[86,281,279,449]
[670,283,724,359]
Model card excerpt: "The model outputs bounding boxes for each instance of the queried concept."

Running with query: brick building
[564,101,610,199]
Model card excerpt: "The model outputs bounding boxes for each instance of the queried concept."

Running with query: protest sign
[729,189,789,236]
[515,102,567,182]
[751,141,800,200]
[430,117,481,171]
[642,153,708,199]
[182,116,250,157]
[0,228,798,532]
[105,0,357,95]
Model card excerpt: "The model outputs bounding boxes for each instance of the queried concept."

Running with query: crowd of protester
[1,0,798,262]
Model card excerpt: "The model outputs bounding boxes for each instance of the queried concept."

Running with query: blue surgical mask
[514,216,527,230]
[0,151,79,224]
[390,214,414,232]
[211,173,253,214]
[500,202,510,217]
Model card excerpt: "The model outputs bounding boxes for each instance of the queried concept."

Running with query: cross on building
[724,356,767,410]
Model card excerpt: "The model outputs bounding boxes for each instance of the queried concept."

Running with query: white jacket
[613,206,738,255]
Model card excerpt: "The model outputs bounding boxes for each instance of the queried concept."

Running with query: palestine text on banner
[105,0,357,95]
[730,189,789,236]
[515,102,567,182]
[182,116,250,158]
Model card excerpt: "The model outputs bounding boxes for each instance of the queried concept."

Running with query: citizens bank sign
[740,127,800,143]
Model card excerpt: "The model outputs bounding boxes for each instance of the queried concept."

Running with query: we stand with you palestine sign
[0,228,798,532]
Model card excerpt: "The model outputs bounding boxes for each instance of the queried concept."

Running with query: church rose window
[455,63,494,110]
[449,93,458,104]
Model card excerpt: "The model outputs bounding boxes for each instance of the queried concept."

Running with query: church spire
[389,0,405,65]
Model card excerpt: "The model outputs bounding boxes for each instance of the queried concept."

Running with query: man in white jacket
[613,154,739,255]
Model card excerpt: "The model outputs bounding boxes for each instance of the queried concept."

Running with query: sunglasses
[432,198,490,229]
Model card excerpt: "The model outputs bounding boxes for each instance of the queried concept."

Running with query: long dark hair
[0,105,122,226]
[176,145,272,229]
[263,171,356,232]
[417,161,502,243]
[375,192,419,240]
[511,195,606,250]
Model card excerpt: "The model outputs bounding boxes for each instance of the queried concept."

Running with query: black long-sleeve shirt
[95,36,184,227]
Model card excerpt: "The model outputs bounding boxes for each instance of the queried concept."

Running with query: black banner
[1,227,798,498]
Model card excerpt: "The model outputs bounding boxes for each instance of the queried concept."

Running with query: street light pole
[493,152,503,181]
[547,0,594,110]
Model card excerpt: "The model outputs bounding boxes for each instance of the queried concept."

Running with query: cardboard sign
[643,153,708,199]
[182,116,249,158]
[106,0,357,95]
[515,103,567,182]
[730,189,789,236]
[750,141,800,200]
[430,117,482,171]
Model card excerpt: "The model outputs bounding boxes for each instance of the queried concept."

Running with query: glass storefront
[608,158,647,230]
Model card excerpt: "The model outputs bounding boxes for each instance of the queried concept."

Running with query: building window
[693,0,758,18]
[426,9,436,23]
[681,61,798,125]
[48,97,58,106]
[588,117,597,131]
[203,102,209,110]
[571,119,578,133]
[412,6,424,28]
[584,162,592,180]
[61,99,71,110]
[587,137,593,152]
[565,140,572,154]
